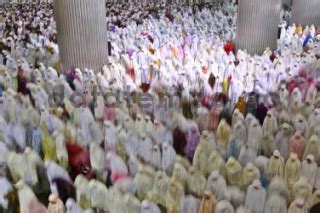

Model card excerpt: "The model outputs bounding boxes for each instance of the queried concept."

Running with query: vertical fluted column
[292,0,320,27]
[282,0,293,7]
[54,0,108,72]
[236,0,281,55]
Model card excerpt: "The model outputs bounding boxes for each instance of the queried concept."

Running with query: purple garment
[17,74,30,95]
[185,126,200,161]
[127,49,134,57]
[257,103,268,125]
[185,35,192,46]
[111,25,116,32]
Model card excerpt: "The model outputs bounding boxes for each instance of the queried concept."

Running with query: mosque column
[235,0,281,55]
[53,0,108,72]
[292,0,320,27]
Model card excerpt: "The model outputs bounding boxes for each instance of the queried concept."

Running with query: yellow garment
[242,163,260,189]
[187,167,206,198]
[206,151,225,177]
[216,119,231,150]
[172,46,179,58]
[199,191,217,213]
[41,127,57,161]
[148,171,168,207]
[292,177,312,200]
[284,154,301,190]
[74,175,91,210]
[224,158,243,188]
[175,155,191,171]
[267,153,285,180]
[193,132,214,175]
[234,96,246,115]
[222,79,229,95]
[296,24,303,35]
[155,59,161,69]
[308,190,320,208]
[166,178,184,213]
[172,162,188,188]
[134,166,155,200]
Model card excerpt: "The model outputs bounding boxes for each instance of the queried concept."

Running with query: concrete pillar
[54,0,108,72]
[236,0,281,55]
[292,0,320,27]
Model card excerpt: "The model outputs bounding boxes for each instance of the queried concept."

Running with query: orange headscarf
[234,96,247,115]
[199,191,217,213]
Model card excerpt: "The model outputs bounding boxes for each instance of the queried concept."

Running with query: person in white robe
[216,200,235,213]
[161,142,176,176]
[292,177,312,201]
[0,177,12,210]
[15,180,37,213]
[66,198,85,213]
[238,145,257,168]
[88,179,109,212]
[275,123,294,160]
[264,193,287,213]
[300,155,317,188]
[141,200,161,213]
[245,180,266,213]
[207,170,227,202]
[246,119,262,154]
[288,198,308,213]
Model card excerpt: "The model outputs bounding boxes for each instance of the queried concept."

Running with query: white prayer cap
[73,96,83,106]
[106,96,116,105]
[210,170,220,179]
[306,154,315,162]
[7,88,17,97]
[252,179,262,187]
[141,200,150,209]
[273,150,281,158]
[290,153,298,159]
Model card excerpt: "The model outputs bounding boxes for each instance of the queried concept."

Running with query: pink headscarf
[289,131,305,160]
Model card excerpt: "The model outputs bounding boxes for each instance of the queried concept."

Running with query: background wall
[236,0,281,55]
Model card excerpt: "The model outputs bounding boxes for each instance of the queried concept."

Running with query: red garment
[173,128,187,157]
[140,83,150,93]
[111,172,128,184]
[126,64,136,82]
[66,143,93,180]
[288,78,298,95]
[224,41,234,55]
[289,132,305,160]
[299,70,307,79]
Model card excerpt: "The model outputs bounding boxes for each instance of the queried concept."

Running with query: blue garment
[303,34,313,47]
[46,115,54,134]
[260,173,270,189]
[226,137,241,160]
[32,127,42,156]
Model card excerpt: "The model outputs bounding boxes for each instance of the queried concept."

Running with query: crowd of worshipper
[0,1,320,213]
